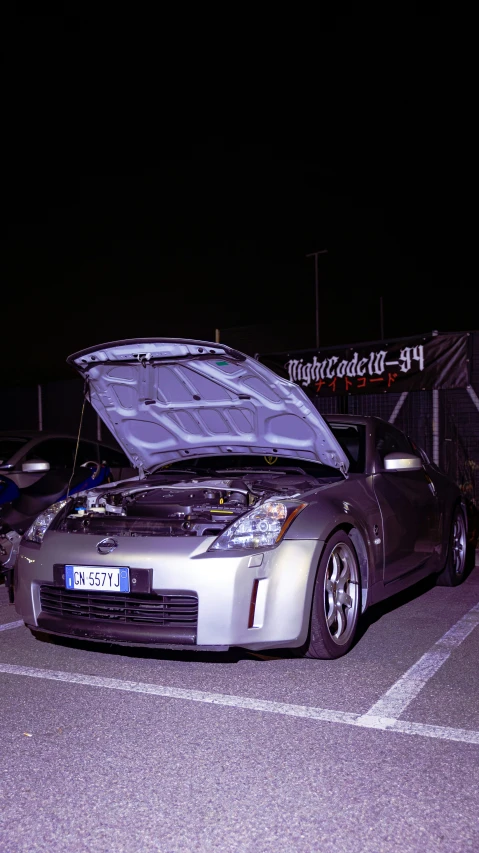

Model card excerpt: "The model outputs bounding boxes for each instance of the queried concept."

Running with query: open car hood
[67,338,349,475]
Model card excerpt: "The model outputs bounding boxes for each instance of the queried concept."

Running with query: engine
[57,478,257,538]
[55,470,319,539]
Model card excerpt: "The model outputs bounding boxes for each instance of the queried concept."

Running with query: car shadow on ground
[33,630,256,665]
[352,573,438,647]
[32,546,479,666]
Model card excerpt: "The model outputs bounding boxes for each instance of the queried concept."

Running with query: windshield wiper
[217,467,305,476]
[150,467,215,476]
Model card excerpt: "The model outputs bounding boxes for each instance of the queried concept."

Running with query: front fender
[283,486,383,608]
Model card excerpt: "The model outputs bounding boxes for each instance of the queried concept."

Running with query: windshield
[325,424,366,474]
[152,454,342,478]
[0,437,29,465]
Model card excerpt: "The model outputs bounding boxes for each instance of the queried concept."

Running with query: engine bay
[56,468,326,538]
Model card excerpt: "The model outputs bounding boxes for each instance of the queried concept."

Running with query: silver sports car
[14,338,468,659]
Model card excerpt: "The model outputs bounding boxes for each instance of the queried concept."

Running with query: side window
[327,424,366,474]
[375,424,414,468]
[24,439,77,470]
[76,441,100,466]
[100,445,130,467]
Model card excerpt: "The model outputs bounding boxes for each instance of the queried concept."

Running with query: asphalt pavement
[1,561,479,853]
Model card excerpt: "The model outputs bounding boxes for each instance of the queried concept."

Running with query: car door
[372,423,442,583]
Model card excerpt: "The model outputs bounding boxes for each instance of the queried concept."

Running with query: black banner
[258,333,469,396]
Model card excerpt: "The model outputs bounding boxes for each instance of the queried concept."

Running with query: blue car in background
[0,473,19,505]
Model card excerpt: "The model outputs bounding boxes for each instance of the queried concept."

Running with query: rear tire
[436,506,467,587]
[305,531,361,660]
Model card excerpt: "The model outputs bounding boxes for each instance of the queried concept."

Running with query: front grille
[59,516,197,536]
[39,586,198,627]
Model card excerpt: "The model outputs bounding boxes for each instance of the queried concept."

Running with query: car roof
[323,414,385,427]
[0,430,118,447]
[0,430,72,438]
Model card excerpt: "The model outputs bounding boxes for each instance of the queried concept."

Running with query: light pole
[306,249,328,348]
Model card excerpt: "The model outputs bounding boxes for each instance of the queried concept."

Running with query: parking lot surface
[1,563,479,853]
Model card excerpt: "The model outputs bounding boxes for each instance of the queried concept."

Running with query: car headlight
[210,500,307,550]
[23,500,70,544]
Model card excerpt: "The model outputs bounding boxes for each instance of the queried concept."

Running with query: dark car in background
[0,431,135,493]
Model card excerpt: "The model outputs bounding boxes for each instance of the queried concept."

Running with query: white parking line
[354,715,479,744]
[2,602,479,744]
[357,601,479,723]
[1,662,479,745]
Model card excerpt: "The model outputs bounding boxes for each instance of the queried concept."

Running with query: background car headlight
[210,500,307,550]
[23,500,70,544]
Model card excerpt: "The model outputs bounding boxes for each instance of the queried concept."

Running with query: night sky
[2,12,474,388]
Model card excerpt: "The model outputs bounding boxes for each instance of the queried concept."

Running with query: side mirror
[384,452,423,472]
[22,459,51,473]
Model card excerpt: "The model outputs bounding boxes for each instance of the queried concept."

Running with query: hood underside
[67,338,349,474]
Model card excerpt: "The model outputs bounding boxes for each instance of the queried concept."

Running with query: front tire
[305,531,361,659]
[436,506,468,587]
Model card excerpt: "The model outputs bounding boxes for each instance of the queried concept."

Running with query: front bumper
[15,532,324,651]
[33,613,200,647]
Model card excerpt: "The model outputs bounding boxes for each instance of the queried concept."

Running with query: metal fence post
[432,389,440,466]
[467,384,479,414]
[37,384,43,431]
[388,391,408,424]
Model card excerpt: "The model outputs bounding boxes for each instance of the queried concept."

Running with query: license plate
[65,565,130,593]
